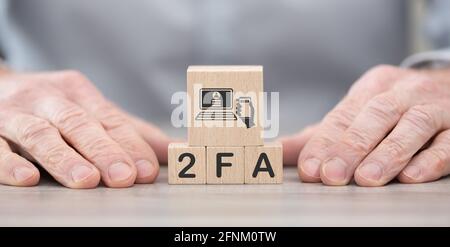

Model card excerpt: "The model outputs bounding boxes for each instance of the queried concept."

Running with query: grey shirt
[0,0,427,135]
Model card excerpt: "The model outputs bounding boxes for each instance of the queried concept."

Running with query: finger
[127,114,173,164]
[49,71,154,184]
[298,65,404,182]
[87,102,159,183]
[52,70,196,166]
[320,90,410,185]
[355,104,450,186]
[279,124,318,166]
[319,75,439,185]
[68,90,159,183]
[298,99,362,182]
[0,137,40,186]
[31,97,138,187]
[398,129,450,183]
[0,112,100,188]
[298,95,374,182]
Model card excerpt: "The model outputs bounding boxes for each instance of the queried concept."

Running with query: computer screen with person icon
[196,88,237,120]
[199,88,233,109]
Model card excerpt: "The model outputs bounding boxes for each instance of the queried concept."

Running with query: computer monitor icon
[199,88,232,109]
[196,88,237,120]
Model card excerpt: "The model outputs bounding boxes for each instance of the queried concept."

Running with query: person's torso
[0,0,408,135]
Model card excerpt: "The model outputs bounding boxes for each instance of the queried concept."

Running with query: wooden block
[168,143,206,184]
[207,146,244,184]
[187,66,264,147]
[245,142,283,184]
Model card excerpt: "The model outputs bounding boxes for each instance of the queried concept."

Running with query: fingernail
[13,167,35,182]
[108,162,133,182]
[322,158,348,182]
[403,166,421,180]
[302,158,321,178]
[358,163,383,181]
[71,166,95,183]
[135,160,155,179]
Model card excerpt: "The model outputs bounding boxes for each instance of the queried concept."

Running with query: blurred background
[0,0,446,137]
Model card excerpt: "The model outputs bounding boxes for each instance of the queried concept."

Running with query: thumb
[278,124,318,166]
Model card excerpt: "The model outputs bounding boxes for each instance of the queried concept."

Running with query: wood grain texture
[245,142,283,184]
[206,146,244,184]
[187,65,264,147]
[168,143,206,184]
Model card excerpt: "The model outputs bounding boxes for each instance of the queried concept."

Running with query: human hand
[281,65,450,186]
[0,70,172,188]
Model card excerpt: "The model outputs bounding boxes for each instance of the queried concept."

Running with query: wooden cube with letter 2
[168,143,206,184]
[168,66,283,185]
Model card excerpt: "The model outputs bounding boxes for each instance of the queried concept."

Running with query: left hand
[0,70,173,188]
[281,65,450,186]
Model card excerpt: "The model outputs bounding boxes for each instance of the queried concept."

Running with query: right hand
[0,70,172,188]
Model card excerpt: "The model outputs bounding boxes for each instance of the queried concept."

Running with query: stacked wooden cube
[168,66,283,184]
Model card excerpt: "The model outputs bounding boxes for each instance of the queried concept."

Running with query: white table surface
[1,166,449,227]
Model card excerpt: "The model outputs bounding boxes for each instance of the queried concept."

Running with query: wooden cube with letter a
[187,66,264,147]
[168,143,206,184]
[245,142,283,184]
[207,147,244,184]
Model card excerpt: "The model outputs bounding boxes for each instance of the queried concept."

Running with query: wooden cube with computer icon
[187,66,263,147]
[168,66,283,184]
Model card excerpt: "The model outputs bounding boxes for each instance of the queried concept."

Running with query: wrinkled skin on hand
[0,70,172,188]
[282,65,450,186]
